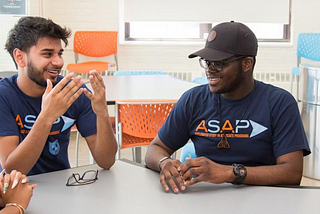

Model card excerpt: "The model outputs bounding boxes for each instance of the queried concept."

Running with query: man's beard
[215,62,245,94]
[27,60,60,87]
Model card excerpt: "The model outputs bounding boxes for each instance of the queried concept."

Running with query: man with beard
[145,21,310,193]
[0,16,117,175]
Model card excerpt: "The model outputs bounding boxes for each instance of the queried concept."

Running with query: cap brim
[188,48,234,61]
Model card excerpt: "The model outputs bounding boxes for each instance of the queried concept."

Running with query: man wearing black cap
[145,21,310,193]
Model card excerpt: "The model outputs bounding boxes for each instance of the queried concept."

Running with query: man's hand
[83,70,108,117]
[159,159,186,193]
[179,157,233,186]
[41,73,84,123]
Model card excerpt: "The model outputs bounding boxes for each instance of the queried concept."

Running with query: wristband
[158,156,171,171]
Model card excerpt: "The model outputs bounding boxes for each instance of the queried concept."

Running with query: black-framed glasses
[66,170,98,186]
[199,56,245,71]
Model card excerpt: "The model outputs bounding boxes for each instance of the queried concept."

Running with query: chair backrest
[73,31,118,57]
[297,33,320,66]
[115,100,176,148]
[192,76,208,84]
[113,71,166,76]
[180,142,197,163]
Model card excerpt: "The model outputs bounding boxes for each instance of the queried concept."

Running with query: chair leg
[171,152,177,159]
[133,147,142,163]
[296,76,300,101]
[75,131,80,167]
[290,74,294,95]
[89,152,95,164]
[116,145,121,160]
[290,74,300,101]
[132,147,136,162]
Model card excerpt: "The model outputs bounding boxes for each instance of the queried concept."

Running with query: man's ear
[13,48,27,68]
[242,57,253,72]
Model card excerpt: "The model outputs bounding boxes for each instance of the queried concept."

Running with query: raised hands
[83,70,109,117]
[41,71,108,122]
[41,73,84,124]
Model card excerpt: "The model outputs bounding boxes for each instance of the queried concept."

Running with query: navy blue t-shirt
[0,75,97,175]
[159,80,310,166]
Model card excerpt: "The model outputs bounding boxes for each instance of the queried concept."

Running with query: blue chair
[113,70,166,76]
[192,76,208,84]
[290,33,320,100]
[180,141,197,163]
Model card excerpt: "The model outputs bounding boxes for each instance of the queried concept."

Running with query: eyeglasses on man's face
[66,170,99,186]
[199,56,245,71]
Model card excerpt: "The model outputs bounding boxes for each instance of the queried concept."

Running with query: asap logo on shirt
[15,114,75,135]
[194,119,268,139]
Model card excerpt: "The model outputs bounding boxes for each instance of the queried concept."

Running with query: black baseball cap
[188,21,258,61]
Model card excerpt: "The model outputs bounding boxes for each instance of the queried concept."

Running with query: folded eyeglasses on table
[66,170,99,186]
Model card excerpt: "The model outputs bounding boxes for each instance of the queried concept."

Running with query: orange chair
[115,100,177,161]
[66,31,118,77]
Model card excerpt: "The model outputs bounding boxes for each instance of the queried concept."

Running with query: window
[125,22,210,41]
[125,22,290,42]
[121,0,291,43]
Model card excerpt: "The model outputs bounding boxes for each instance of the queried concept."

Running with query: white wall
[1,0,320,91]
[0,0,42,70]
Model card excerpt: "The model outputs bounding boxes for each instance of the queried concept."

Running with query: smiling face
[206,57,245,97]
[25,37,64,87]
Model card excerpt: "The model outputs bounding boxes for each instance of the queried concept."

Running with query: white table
[86,75,198,105]
[27,160,320,214]
[86,75,199,162]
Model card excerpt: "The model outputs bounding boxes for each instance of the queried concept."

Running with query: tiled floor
[68,132,320,187]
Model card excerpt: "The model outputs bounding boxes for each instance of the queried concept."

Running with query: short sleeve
[75,86,97,137]
[270,92,310,158]
[158,91,192,150]
[0,93,19,136]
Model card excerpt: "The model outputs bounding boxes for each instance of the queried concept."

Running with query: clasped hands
[160,156,232,193]
[0,170,36,211]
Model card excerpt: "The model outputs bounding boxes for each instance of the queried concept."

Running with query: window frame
[122,0,292,44]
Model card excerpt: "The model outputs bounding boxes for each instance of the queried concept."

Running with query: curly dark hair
[5,16,72,69]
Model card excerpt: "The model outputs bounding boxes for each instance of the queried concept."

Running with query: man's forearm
[145,144,172,172]
[4,113,53,174]
[90,114,117,169]
[242,164,302,185]
[220,163,302,185]
[241,151,303,186]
